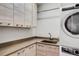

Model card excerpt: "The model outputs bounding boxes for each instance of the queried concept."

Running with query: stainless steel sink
[41,39,58,44]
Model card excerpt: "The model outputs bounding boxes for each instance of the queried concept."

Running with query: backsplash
[0,27,32,43]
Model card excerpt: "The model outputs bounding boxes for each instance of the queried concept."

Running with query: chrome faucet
[48,33,52,40]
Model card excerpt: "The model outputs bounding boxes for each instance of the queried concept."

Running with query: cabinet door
[29,44,36,56]
[0,3,13,26]
[37,43,47,56]
[24,3,32,28]
[37,43,59,56]
[25,44,36,56]
[32,3,37,27]
[14,3,24,27]
[46,45,59,56]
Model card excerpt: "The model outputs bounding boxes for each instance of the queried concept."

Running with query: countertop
[0,37,59,56]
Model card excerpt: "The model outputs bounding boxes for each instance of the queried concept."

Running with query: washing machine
[60,4,79,56]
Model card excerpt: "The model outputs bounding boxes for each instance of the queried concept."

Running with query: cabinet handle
[8,23,10,25]
[38,45,44,47]
[17,52,20,55]
[29,47,31,49]
[16,24,19,27]
[21,25,23,27]
[29,46,34,49]
[22,50,25,52]
[31,46,34,48]
[0,22,2,24]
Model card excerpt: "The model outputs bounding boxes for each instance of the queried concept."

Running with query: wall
[37,3,60,12]
[36,3,61,38]
[36,16,60,37]
[0,27,33,43]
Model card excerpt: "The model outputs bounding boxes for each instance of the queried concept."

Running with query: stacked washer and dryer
[60,4,79,56]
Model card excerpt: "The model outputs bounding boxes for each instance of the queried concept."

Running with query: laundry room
[0,3,79,56]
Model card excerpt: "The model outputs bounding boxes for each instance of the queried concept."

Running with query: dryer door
[65,12,79,35]
[62,9,79,38]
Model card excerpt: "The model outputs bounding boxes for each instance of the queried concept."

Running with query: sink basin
[41,39,58,44]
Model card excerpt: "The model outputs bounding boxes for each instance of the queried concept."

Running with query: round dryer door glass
[65,12,79,35]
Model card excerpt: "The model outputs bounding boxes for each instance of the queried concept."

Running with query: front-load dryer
[60,4,79,49]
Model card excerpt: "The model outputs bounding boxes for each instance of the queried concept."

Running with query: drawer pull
[17,52,20,55]
[21,25,23,27]
[16,24,19,26]
[0,22,2,24]
[38,45,44,47]
[29,46,34,49]
[8,23,10,25]
[22,50,25,52]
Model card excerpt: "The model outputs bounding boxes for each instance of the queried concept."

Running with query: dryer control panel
[62,46,79,56]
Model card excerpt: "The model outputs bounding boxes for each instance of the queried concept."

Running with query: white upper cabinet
[25,3,37,28]
[24,3,33,28]
[14,3,25,27]
[0,3,37,28]
[0,3,13,26]
[32,4,37,27]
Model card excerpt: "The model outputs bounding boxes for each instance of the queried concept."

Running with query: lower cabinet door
[25,44,36,56]
[37,43,59,56]
[37,43,47,56]
[46,45,59,56]
[30,44,36,56]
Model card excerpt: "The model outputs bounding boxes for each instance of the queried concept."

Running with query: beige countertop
[0,38,59,56]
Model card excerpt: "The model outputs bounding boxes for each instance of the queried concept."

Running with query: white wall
[60,3,75,8]
[37,3,61,38]
[36,17,60,37]
[0,27,33,43]
[37,3,60,12]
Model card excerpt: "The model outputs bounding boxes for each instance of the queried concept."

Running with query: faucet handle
[48,33,52,40]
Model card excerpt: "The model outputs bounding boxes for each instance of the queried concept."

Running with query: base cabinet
[9,44,36,56]
[37,43,59,56]
[9,43,59,56]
